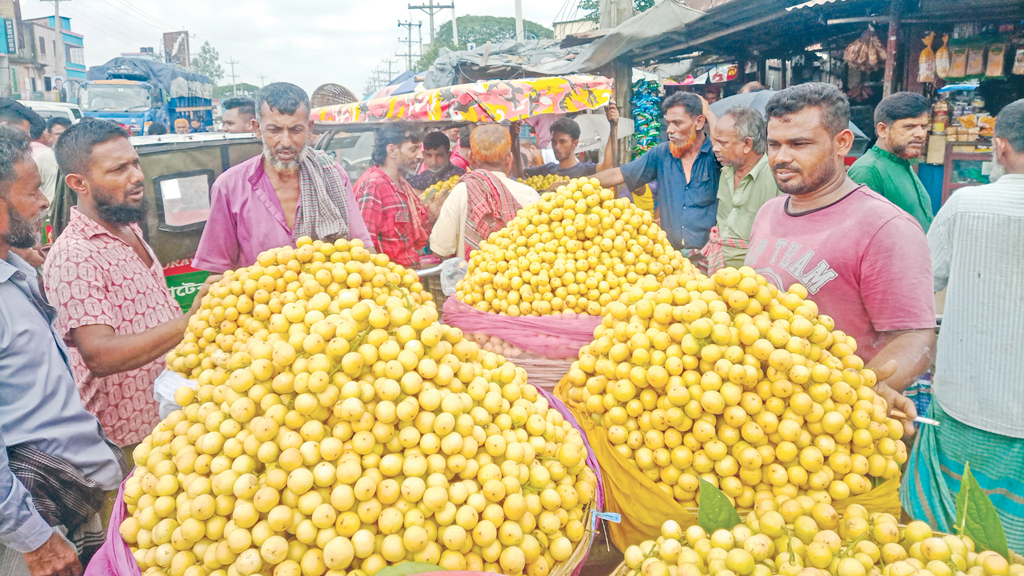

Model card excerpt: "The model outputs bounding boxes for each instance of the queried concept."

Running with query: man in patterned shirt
[354,124,434,267]
[44,119,217,449]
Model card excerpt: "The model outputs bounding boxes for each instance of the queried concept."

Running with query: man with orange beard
[594,92,719,253]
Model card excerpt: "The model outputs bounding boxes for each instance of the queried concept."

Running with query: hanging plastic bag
[919,32,936,83]
[936,34,951,78]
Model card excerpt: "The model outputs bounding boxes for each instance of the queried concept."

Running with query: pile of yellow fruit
[421,175,461,202]
[122,238,598,576]
[623,506,1012,576]
[564,266,908,509]
[456,177,688,317]
[519,174,565,192]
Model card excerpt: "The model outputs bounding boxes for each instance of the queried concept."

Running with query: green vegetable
[955,462,1010,561]
[697,478,742,534]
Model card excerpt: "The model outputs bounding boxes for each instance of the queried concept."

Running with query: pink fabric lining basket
[442,298,602,360]
[84,471,140,576]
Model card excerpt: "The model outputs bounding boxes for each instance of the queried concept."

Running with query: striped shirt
[928,173,1024,438]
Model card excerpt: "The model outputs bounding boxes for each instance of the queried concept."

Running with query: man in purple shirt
[193,83,372,273]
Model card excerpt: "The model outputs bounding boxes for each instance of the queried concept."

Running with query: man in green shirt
[711,106,780,268]
[849,92,934,231]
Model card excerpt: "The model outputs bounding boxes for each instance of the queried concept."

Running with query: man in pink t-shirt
[745,83,936,436]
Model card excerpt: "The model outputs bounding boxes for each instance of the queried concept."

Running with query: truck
[81,57,214,136]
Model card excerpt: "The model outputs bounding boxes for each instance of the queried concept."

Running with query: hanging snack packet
[919,32,936,83]
[935,34,951,78]
[966,44,986,77]
[1014,48,1024,75]
[949,43,968,78]
[986,44,1007,78]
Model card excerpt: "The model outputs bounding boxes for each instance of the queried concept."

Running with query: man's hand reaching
[24,530,83,576]
[872,359,917,436]
[188,274,223,316]
[606,101,620,124]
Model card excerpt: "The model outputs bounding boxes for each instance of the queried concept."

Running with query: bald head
[470,124,512,170]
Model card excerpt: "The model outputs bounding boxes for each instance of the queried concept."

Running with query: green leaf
[375,562,445,576]
[697,478,742,534]
[954,462,1011,560]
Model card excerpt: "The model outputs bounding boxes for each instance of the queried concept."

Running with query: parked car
[19,100,83,123]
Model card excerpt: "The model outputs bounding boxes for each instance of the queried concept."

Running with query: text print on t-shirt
[747,238,839,294]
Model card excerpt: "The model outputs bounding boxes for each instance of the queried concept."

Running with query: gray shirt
[0,251,123,552]
[928,173,1024,438]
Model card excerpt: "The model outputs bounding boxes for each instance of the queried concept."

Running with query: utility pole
[43,0,68,100]
[514,0,524,41]
[451,4,458,48]
[408,0,454,46]
[227,58,239,96]
[397,20,422,72]
[257,73,268,87]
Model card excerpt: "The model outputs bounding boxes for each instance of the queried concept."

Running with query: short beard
[264,144,308,173]
[990,150,1005,183]
[2,202,42,249]
[669,129,698,158]
[890,140,922,159]
[96,193,148,224]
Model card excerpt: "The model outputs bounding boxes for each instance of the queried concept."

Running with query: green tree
[416,15,554,70]
[577,0,656,22]
[191,41,224,85]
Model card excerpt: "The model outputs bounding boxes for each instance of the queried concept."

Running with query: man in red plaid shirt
[355,125,432,267]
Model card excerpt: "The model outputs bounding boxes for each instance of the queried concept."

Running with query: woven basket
[550,507,597,576]
[608,529,1024,576]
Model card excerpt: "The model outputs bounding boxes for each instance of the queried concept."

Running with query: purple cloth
[537,386,603,576]
[192,154,373,273]
[83,471,140,576]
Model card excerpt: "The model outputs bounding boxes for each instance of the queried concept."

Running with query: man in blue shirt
[527,103,620,180]
[595,92,720,252]
[0,125,125,576]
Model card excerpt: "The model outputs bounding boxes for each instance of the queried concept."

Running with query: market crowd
[0,78,1021,574]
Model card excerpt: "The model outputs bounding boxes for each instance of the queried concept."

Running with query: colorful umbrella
[313,75,613,126]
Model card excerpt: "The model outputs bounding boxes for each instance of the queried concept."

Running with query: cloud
[20,0,567,97]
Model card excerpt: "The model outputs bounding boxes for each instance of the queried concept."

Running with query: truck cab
[80,80,164,136]
[84,57,213,136]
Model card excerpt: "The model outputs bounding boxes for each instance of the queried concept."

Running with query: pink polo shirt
[192,154,373,273]
[744,185,935,361]
[43,208,177,446]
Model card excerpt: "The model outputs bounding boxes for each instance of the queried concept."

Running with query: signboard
[2,19,16,54]
[163,258,209,312]
[163,31,190,68]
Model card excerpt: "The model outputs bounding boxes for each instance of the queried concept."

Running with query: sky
[20,0,582,97]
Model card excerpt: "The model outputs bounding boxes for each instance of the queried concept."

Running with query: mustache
[772,162,802,173]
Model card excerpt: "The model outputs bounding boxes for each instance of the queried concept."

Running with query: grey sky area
[21,0,571,95]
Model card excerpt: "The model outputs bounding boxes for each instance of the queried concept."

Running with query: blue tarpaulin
[87,57,213,100]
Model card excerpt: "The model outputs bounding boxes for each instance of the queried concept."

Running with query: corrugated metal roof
[786,0,851,11]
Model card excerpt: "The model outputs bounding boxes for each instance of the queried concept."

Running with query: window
[154,170,214,231]
[38,36,44,55]
[67,46,84,65]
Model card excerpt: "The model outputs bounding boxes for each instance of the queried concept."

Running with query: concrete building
[0,0,85,101]
[23,14,85,102]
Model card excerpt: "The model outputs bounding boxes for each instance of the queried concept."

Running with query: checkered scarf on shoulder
[461,170,522,258]
[294,148,351,243]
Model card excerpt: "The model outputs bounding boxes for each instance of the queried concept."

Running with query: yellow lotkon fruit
[622,514,990,576]
[421,174,461,202]
[518,173,564,192]
[456,177,688,317]
[566,265,909,508]
[125,238,596,576]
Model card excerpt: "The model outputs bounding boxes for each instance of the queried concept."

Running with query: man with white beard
[193,82,373,273]
[900,98,1024,549]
